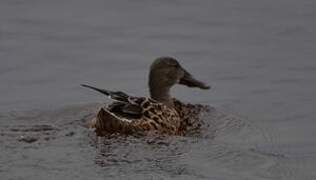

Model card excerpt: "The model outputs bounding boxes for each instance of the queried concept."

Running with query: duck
[81,57,210,136]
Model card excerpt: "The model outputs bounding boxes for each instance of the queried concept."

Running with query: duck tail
[81,84,129,102]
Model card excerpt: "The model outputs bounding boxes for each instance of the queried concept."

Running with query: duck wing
[95,108,143,136]
[108,101,142,119]
[81,84,143,118]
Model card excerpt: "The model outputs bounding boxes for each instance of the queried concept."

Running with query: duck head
[149,57,210,105]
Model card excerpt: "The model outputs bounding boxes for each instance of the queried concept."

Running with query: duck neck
[149,81,174,107]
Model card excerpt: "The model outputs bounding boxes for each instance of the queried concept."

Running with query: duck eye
[170,63,179,67]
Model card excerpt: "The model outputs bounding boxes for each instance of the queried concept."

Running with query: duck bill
[179,69,210,90]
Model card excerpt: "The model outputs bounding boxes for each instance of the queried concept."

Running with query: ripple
[288,66,316,73]
[0,104,314,179]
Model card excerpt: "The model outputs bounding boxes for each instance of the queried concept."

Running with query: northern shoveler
[82,57,210,136]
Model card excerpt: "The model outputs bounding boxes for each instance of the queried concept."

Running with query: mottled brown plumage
[82,57,210,136]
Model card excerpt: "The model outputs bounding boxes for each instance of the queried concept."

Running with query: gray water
[1,0,316,179]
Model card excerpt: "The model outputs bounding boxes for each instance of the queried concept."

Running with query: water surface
[1,0,316,179]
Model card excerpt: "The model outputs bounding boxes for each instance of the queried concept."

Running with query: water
[1,0,316,179]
